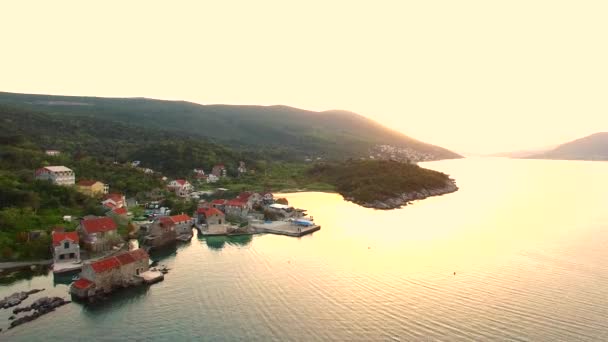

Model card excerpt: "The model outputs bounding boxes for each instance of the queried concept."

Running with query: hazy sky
[2,1,607,154]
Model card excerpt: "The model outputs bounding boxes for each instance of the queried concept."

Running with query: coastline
[347,180,459,210]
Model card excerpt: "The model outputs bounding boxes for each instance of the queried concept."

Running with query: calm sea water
[2,158,608,341]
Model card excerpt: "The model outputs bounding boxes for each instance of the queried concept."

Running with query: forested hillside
[0,91,461,161]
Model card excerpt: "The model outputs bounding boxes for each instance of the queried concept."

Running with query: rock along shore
[349,180,459,210]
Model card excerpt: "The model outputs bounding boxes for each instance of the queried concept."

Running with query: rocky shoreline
[348,180,459,210]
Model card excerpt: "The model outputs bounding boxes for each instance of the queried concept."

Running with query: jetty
[250,220,320,237]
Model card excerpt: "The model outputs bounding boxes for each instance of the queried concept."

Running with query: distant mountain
[0,91,461,161]
[490,147,554,158]
[528,133,608,161]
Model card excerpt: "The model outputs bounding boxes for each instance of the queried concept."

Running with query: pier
[250,220,320,237]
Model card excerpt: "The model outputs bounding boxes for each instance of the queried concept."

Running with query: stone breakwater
[0,289,44,309]
[349,180,459,210]
[9,297,70,329]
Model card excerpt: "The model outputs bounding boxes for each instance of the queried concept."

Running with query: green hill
[0,91,461,161]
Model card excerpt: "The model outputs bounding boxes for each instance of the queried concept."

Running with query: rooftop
[77,179,101,186]
[82,217,117,234]
[52,231,79,246]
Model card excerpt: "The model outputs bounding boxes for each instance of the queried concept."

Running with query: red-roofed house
[211,199,228,211]
[237,192,263,209]
[167,179,193,197]
[196,207,225,225]
[78,217,121,252]
[143,214,192,248]
[52,231,80,263]
[225,199,249,218]
[102,193,126,210]
[70,249,150,299]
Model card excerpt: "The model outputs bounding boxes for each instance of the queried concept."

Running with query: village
[28,158,320,305]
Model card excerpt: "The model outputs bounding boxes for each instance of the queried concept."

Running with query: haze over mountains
[528,132,608,161]
[0,91,461,161]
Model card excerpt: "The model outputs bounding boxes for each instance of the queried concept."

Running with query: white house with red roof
[70,249,150,299]
[167,179,194,197]
[101,193,126,210]
[35,166,75,186]
[78,216,121,252]
[51,231,80,263]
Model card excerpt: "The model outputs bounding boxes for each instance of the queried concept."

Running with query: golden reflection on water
[278,158,608,276]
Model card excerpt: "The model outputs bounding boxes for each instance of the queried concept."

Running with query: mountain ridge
[528,132,608,161]
[0,91,461,161]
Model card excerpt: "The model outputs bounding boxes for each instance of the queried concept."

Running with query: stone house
[225,199,249,218]
[196,207,225,225]
[51,231,80,263]
[237,192,263,209]
[143,214,192,248]
[35,166,75,186]
[78,217,121,253]
[76,180,109,197]
[70,249,149,299]
[167,214,192,236]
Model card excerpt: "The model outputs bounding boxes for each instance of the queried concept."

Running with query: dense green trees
[308,160,452,203]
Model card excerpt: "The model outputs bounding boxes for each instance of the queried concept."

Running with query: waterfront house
[52,231,80,263]
[167,179,194,197]
[211,164,227,178]
[167,214,193,236]
[102,193,126,210]
[225,199,249,218]
[196,207,225,225]
[78,216,121,253]
[70,249,149,299]
[76,180,109,197]
[143,214,192,248]
[35,166,75,186]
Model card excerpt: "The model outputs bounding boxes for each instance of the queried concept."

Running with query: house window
[59,254,65,260]
[69,253,75,259]
[64,241,70,249]
[219,219,222,224]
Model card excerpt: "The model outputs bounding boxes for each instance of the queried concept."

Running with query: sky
[1,1,607,154]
